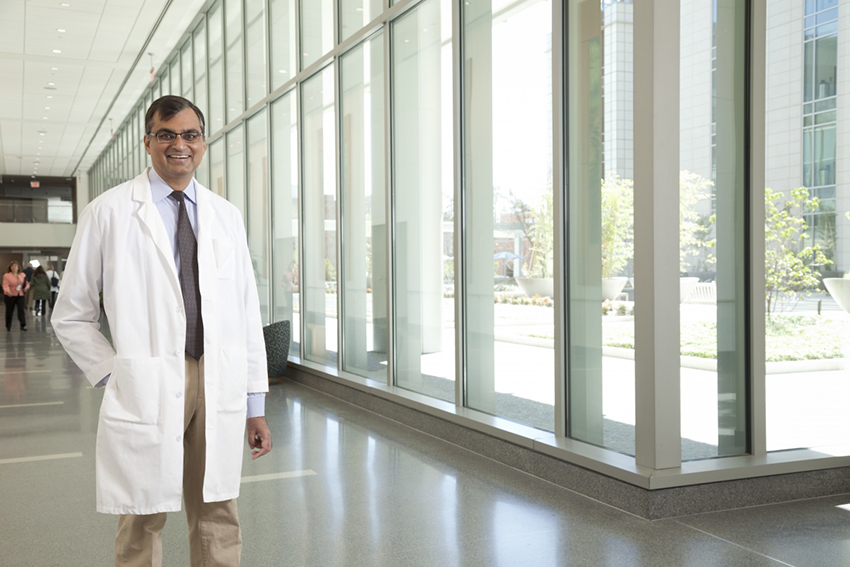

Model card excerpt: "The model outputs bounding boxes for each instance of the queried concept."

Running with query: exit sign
[30,181,40,188]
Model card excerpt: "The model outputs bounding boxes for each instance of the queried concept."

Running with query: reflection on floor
[2,318,849,566]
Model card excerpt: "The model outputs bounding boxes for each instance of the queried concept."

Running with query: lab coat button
[174,350,182,356]
[176,392,182,399]
[176,435,182,442]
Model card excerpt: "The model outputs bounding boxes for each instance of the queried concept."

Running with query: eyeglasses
[147,130,205,143]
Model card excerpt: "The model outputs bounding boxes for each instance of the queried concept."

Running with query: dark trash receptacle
[263,320,291,383]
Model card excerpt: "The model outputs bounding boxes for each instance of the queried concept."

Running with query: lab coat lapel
[131,168,180,287]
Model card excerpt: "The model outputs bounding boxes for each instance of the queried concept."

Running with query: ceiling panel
[1,0,208,177]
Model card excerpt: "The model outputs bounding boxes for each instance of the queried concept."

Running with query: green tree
[679,171,715,273]
[601,175,633,279]
[765,186,832,315]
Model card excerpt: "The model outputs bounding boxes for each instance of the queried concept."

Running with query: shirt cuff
[246,392,265,418]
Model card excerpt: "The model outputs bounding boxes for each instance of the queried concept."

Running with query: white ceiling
[0,0,209,179]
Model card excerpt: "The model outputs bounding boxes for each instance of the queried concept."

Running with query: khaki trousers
[114,355,242,567]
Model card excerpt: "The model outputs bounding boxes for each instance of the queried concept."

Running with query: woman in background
[3,262,28,331]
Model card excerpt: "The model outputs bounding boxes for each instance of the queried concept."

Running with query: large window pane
[300,0,333,70]
[209,137,226,197]
[246,0,266,109]
[392,0,455,403]
[302,66,337,367]
[181,40,193,99]
[270,0,296,90]
[679,0,748,460]
[340,33,386,381]
[193,23,208,122]
[463,0,553,431]
[766,0,849,452]
[209,1,225,135]
[340,0,383,42]
[226,125,245,220]
[247,110,270,325]
[271,92,300,358]
[568,0,635,454]
[225,0,244,122]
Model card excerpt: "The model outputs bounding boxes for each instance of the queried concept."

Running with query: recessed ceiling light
[46,95,53,99]
[44,107,50,110]
[57,29,66,33]
[47,82,55,86]
[60,2,71,6]
[52,49,62,54]
[50,67,58,71]
[39,132,46,136]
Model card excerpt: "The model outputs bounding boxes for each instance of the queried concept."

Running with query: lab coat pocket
[217,349,248,413]
[213,239,235,280]
[100,357,162,425]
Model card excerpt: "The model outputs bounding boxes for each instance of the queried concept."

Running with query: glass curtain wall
[678,0,748,460]
[247,110,271,325]
[209,137,226,198]
[340,34,387,381]
[246,0,266,109]
[181,40,193,99]
[392,0,455,403]
[208,1,225,136]
[227,125,246,218]
[302,66,338,367]
[225,0,245,123]
[301,0,334,70]
[567,0,636,454]
[194,23,208,118]
[765,0,849,452]
[271,92,301,358]
[270,0,297,90]
[340,0,383,41]
[463,0,554,431]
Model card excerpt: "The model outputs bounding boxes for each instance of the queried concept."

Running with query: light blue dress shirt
[97,169,265,418]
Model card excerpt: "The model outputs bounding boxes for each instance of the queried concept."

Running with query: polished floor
[2,317,850,566]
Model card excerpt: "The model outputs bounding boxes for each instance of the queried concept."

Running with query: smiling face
[144,107,207,191]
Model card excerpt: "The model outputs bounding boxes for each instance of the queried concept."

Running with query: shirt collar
[148,168,197,205]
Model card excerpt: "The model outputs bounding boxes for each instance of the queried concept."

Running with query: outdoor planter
[517,277,554,298]
[602,277,629,301]
[823,278,850,314]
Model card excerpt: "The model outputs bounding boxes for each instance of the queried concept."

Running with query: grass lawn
[602,314,849,362]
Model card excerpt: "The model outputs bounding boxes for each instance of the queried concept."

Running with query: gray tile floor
[2,317,849,566]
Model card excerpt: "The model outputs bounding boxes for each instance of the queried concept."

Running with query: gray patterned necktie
[172,190,204,359]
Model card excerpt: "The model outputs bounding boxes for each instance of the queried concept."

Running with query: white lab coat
[52,168,268,515]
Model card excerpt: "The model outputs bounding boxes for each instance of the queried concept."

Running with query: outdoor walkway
[2,317,850,566]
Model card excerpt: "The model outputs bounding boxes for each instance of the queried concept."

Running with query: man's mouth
[168,154,191,160]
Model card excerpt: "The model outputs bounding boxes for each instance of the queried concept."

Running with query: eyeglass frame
[146,130,205,144]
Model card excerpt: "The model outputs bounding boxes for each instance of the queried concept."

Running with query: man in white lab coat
[52,95,271,567]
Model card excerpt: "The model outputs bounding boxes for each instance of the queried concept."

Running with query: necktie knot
[171,190,185,203]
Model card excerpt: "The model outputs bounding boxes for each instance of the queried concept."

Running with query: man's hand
[246,416,272,460]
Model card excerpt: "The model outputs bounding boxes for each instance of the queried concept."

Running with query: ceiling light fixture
[60,2,71,6]
[46,95,53,99]
[44,107,50,110]
[57,29,66,33]
[52,49,62,54]
[47,82,55,86]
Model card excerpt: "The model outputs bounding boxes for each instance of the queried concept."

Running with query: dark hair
[145,96,206,136]
[34,266,46,277]
[6,262,19,273]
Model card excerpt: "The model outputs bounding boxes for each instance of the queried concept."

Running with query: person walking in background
[22,261,34,313]
[45,264,60,310]
[3,262,28,332]
[30,266,51,317]
[52,95,271,567]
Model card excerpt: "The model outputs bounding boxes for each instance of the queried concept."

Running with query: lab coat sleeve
[235,210,269,396]
[51,203,116,386]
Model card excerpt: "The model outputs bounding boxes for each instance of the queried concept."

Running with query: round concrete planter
[823,278,850,314]
[601,277,629,301]
[516,277,554,298]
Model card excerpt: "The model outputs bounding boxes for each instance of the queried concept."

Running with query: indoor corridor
[1,320,849,567]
